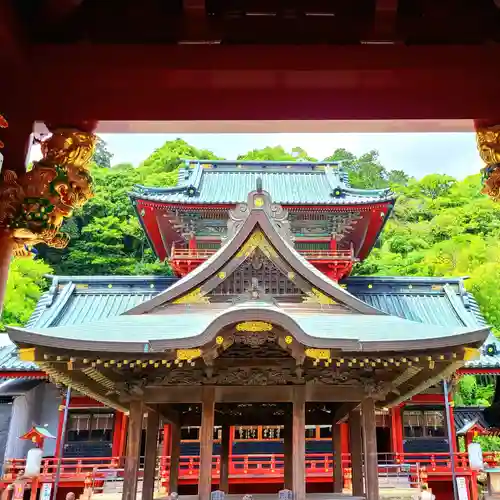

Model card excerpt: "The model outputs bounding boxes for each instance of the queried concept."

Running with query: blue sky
[30,132,483,180]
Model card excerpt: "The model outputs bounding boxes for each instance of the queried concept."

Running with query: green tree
[0,258,53,331]
[92,137,114,169]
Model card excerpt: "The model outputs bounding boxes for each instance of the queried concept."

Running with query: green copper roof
[1,275,490,369]
[9,301,487,353]
[130,161,396,205]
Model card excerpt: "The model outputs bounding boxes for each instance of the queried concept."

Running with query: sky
[30,132,483,180]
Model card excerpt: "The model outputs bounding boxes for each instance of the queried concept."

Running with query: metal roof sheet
[454,407,489,434]
[0,344,39,371]
[131,162,395,205]
[4,273,490,370]
[18,304,485,350]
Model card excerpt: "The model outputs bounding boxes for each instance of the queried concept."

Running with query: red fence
[2,452,484,485]
[171,248,355,262]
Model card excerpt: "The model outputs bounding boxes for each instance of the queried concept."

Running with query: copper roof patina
[130,160,396,206]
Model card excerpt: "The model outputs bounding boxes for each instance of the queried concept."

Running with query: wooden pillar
[169,422,181,494]
[292,387,306,500]
[333,424,343,493]
[349,410,364,497]
[219,424,230,493]
[122,401,144,500]
[143,410,160,500]
[283,416,293,489]
[198,387,215,500]
[362,398,379,500]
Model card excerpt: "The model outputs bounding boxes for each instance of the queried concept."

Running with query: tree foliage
[0,258,53,331]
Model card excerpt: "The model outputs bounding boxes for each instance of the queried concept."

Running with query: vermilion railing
[2,452,479,484]
[171,248,355,261]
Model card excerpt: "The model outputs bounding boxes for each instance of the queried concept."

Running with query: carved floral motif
[0,126,97,256]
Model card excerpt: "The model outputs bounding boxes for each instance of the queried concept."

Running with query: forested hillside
[3,139,500,349]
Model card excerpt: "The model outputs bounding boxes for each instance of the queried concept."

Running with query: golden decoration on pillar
[476,125,500,201]
[0,125,97,256]
[236,321,273,332]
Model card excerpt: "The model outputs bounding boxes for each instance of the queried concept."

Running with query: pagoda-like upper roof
[131,160,396,206]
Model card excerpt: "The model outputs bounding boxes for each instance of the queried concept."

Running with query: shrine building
[5,161,491,500]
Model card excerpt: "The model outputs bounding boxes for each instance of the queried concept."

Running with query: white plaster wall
[5,383,61,459]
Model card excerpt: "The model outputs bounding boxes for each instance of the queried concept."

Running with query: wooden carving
[0,126,96,256]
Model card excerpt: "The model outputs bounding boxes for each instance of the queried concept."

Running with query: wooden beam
[292,387,306,500]
[143,385,365,403]
[333,402,359,423]
[219,424,230,493]
[22,44,500,122]
[199,387,215,500]
[362,398,379,500]
[169,422,181,494]
[333,424,343,494]
[123,401,144,500]
[143,409,160,500]
[348,410,364,497]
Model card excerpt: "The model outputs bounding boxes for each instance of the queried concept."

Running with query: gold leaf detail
[305,348,331,361]
[254,197,264,208]
[236,321,273,332]
[173,287,209,304]
[464,347,480,362]
[303,288,336,305]
[176,349,202,361]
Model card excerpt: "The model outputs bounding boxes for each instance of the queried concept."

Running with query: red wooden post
[162,424,170,471]
[54,405,64,458]
[111,411,124,456]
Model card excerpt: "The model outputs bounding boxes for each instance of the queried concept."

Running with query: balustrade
[1,452,473,485]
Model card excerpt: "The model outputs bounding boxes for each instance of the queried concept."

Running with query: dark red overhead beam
[6,43,500,123]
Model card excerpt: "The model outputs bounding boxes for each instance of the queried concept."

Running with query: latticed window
[67,413,114,442]
[403,410,446,438]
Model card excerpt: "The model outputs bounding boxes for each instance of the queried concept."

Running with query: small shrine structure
[7,180,488,500]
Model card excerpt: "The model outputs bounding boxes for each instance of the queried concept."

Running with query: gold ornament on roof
[0,126,96,256]
[173,287,209,304]
[305,348,331,361]
[175,349,202,362]
[303,288,336,305]
[236,321,273,332]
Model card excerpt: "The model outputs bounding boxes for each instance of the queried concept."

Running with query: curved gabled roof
[125,191,383,315]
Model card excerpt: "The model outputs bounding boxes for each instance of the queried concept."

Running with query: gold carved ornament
[0,126,97,256]
[305,348,332,366]
[235,230,277,259]
[172,287,209,304]
[477,125,500,201]
[175,348,202,364]
[303,288,337,305]
[236,321,273,332]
